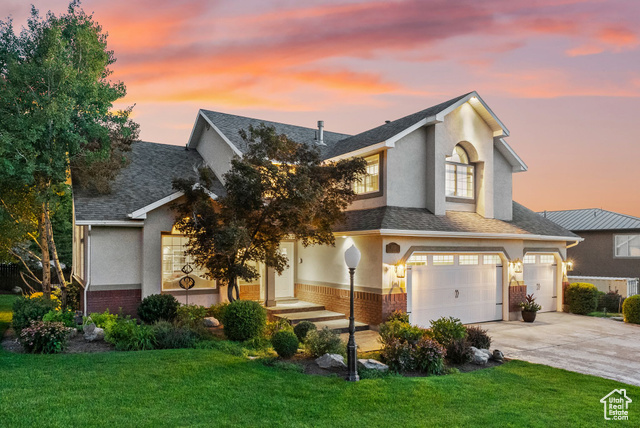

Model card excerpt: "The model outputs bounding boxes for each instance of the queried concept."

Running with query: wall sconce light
[565,260,574,272]
[395,263,406,279]
[510,259,523,274]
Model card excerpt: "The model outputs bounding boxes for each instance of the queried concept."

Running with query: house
[542,209,640,297]
[72,91,579,326]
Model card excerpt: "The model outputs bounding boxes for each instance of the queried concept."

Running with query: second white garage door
[523,254,557,312]
[408,254,503,327]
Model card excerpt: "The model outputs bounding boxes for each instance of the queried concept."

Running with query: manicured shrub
[85,310,118,328]
[137,294,180,324]
[565,283,599,315]
[43,308,76,328]
[222,300,267,342]
[151,321,198,349]
[104,318,155,351]
[305,326,345,358]
[19,320,70,354]
[293,320,317,342]
[380,339,414,372]
[379,320,429,346]
[176,304,208,328]
[623,295,640,324]
[386,309,410,324]
[264,318,293,339]
[599,290,625,313]
[208,302,229,322]
[413,337,446,375]
[446,337,473,364]
[430,316,466,347]
[12,296,58,332]
[465,326,491,350]
[271,330,299,358]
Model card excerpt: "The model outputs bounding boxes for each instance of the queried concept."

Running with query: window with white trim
[353,154,380,195]
[523,254,536,264]
[483,255,501,265]
[615,234,640,257]
[458,255,478,265]
[539,254,555,264]
[433,255,454,265]
[161,233,215,291]
[407,254,428,266]
[445,145,474,199]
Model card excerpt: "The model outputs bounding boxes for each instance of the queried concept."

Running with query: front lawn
[587,311,623,318]
[0,294,17,337]
[1,297,637,427]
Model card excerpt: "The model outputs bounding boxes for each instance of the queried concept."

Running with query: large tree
[172,125,366,302]
[0,2,138,298]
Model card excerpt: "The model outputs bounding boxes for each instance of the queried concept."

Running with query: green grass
[587,311,623,318]
[1,298,638,427]
[0,294,18,337]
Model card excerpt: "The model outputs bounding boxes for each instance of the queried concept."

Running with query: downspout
[83,225,92,316]
[567,240,580,249]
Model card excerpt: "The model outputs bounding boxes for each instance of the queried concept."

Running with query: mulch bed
[1,328,114,354]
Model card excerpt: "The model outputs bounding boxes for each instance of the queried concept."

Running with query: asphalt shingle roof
[200,110,351,158]
[73,141,225,222]
[335,202,578,238]
[541,209,640,231]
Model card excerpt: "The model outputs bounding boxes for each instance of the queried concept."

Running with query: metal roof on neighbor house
[540,209,640,231]
[336,202,579,239]
[73,141,225,222]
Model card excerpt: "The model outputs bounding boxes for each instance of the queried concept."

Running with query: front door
[274,242,295,299]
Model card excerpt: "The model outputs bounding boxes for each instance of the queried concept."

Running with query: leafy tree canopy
[172,124,366,301]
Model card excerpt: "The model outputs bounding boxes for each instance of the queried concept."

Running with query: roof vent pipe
[385,120,391,124]
[317,120,324,145]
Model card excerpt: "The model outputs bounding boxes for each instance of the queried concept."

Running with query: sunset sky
[2,0,639,216]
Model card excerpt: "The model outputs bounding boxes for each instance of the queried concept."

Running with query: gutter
[335,229,585,242]
[566,240,581,249]
[83,225,92,316]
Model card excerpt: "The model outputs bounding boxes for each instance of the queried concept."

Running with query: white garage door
[523,254,557,312]
[408,254,503,327]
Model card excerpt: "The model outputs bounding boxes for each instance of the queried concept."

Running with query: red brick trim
[294,283,406,325]
[509,285,527,313]
[239,284,260,301]
[85,289,141,317]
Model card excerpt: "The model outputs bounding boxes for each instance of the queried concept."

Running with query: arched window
[446,145,474,199]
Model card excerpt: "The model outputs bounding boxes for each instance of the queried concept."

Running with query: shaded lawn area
[0,294,17,337]
[1,297,638,427]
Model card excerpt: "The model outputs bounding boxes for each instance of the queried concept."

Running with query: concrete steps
[315,319,369,334]
[267,300,370,333]
[275,310,346,324]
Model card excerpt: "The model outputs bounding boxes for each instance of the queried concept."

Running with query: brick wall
[239,284,260,301]
[294,283,406,325]
[85,289,141,317]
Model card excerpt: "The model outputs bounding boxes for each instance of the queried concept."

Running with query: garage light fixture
[565,260,574,272]
[510,258,523,274]
[395,263,406,279]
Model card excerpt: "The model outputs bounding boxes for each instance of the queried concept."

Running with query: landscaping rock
[469,346,489,365]
[203,317,220,327]
[492,349,504,362]
[316,353,347,369]
[358,359,389,372]
[83,323,104,342]
[12,286,22,294]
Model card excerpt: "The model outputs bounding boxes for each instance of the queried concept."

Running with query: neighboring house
[542,209,640,296]
[72,91,579,325]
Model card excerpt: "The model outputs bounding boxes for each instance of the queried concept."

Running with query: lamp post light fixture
[344,244,361,382]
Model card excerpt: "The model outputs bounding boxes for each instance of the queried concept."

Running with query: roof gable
[542,209,640,231]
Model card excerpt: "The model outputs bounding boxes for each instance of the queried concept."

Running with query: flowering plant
[18,320,71,354]
[519,294,542,312]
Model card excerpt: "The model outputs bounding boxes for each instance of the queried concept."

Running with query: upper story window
[445,145,474,199]
[353,153,380,195]
[615,234,640,258]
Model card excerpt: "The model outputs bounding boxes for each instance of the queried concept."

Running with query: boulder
[316,353,347,369]
[83,323,104,342]
[469,346,489,365]
[492,349,504,362]
[12,286,22,294]
[358,359,389,372]
[203,317,220,327]
[479,348,492,359]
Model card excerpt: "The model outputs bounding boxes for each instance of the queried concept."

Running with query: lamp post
[344,244,361,382]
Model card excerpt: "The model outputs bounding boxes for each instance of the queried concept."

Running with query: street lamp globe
[344,244,361,269]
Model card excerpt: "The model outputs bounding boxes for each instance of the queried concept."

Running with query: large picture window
[615,234,640,258]
[353,154,380,195]
[446,145,474,199]
[161,233,215,290]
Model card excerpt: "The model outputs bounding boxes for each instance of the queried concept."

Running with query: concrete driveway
[477,312,640,386]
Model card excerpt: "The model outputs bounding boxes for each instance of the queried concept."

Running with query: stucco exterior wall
[295,235,383,292]
[193,127,236,182]
[72,224,87,284]
[141,204,176,298]
[568,230,640,279]
[90,227,142,288]
[386,128,428,208]
[493,148,513,220]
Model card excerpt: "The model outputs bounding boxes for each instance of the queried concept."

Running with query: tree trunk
[39,206,51,298]
[44,202,68,307]
[227,276,240,302]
